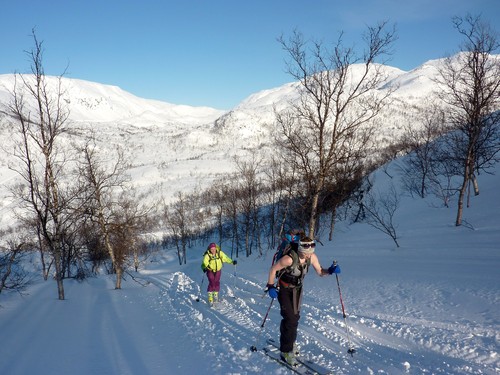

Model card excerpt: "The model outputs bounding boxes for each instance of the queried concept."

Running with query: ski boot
[280,351,298,366]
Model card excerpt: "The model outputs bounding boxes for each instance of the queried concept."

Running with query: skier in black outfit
[265,236,336,366]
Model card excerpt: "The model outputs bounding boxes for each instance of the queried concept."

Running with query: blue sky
[1,0,498,109]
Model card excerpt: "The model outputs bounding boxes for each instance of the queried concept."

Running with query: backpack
[272,233,311,281]
[272,234,299,268]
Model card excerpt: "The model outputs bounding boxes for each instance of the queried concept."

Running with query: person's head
[298,236,316,258]
[207,242,217,253]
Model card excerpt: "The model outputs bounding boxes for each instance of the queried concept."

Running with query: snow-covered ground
[0,158,498,375]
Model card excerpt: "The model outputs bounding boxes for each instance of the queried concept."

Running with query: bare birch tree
[234,156,263,257]
[275,22,397,239]
[363,183,400,248]
[399,102,447,198]
[77,139,148,289]
[436,14,500,226]
[0,232,31,294]
[164,191,191,265]
[8,30,70,299]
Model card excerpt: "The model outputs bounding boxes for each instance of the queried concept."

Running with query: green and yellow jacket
[201,245,233,272]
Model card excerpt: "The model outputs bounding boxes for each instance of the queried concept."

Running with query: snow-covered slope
[0,54,490,236]
[0,56,498,212]
[0,59,454,209]
[0,74,225,124]
[0,154,498,375]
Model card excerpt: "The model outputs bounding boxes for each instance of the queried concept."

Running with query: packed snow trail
[139,259,347,374]
[0,276,194,375]
[0,235,498,375]
[137,249,499,375]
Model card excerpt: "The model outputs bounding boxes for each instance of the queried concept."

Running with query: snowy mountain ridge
[0,73,226,125]
[0,55,493,210]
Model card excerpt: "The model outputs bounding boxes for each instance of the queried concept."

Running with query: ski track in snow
[142,270,282,374]
[138,267,498,375]
[0,257,497,375]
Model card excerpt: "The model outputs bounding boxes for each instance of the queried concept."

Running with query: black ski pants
[277,285,303,353]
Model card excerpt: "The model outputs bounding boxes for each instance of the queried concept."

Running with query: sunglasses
[300,243,316,249]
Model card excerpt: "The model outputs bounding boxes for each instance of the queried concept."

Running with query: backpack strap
[288,250,298,269]
[204,248,221,272]
[288,249,310,270]
[278,249,310,287]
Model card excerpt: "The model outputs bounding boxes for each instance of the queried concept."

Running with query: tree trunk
[328,205,337,241]
[455,161,471,226]
[308,192,320,239]
[53,249,65,300]
[472,173,479,196]
[115,266,123,289]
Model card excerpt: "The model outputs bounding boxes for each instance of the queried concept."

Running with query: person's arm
[310,254,329,276]
[267,255,293,285]
[221,251,235,265]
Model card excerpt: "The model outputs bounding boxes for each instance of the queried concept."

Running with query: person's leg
[290,287,303,347]
[206,271,216,303]
[213,270,222,291]
[213,270,222,301]
[207,271,216,292]
[278,288,300,353]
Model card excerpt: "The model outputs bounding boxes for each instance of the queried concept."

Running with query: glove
[328,262,341,274]
[202,267,207,273]
[233,260,237,265]
[265,283,278,299]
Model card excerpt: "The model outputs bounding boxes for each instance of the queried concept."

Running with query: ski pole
[333,261,356,356]
[196,273,206,302]
[250,297,275,352]
[227,263,237,299]
[233,263,237,292]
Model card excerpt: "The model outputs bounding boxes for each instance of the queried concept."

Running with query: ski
[207,299,221,309]
[208,297,230,310]
[263,345,320,375]
[265,338,333,375]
